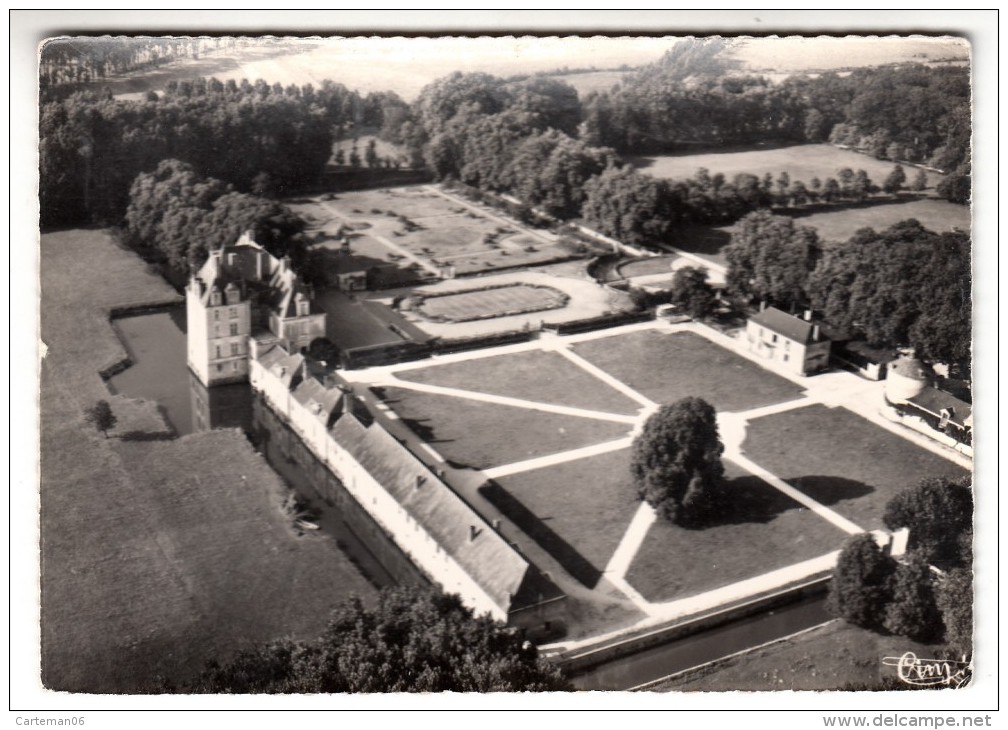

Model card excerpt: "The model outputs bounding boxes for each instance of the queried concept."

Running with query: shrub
[828,533,896,630]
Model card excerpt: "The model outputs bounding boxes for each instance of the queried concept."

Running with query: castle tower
[187,248,254,386]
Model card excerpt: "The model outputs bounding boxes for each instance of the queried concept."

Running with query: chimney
[492,519,501,530]
[415,475,426,490]
[804,309,813,321]
[227,252,238,267]
[759,300,767,312]
[812,324,821,341]
[469,525,478,542]
[256,250,265,280]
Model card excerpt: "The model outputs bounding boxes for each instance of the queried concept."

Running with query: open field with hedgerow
[289,186,573,277]
[743,404,970,530]
[40,229,377,691]
[632,143,946,188]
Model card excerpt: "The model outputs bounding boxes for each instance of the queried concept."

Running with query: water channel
[108,305,831,690]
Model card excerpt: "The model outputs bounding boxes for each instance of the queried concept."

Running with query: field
[792,197,971,241]
[661,620,943,691]
[626,459,846,603]
[616,256,678,278]
[371,385,631,470]
[743,404,970,529]
[415,284,568,322]
[289,186,573,277]
[39,229,377,691]
[632,143,946,188]
[571,330,802,412]
[395,349,640,415]
[547,69,635,96]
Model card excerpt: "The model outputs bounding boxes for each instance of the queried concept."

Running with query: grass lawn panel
[493,448,641,581]
[625,458,846,603]
[396,349,640,415]
[374,386,630,470]
[662,621,944,691]
[743,404,970,529]
[417,284,566,322]
[617,256,678,278]
[572,330,802,412]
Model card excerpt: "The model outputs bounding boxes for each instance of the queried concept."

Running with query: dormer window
[225,282,241,305]
[210,287,222,306]
[296,292,309,317]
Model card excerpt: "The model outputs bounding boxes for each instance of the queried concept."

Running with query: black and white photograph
[12,8,998,722]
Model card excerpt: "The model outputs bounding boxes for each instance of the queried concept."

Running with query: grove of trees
[125,160,310,276]
[167,587,571,693]
[630,397,725,527]
[828,475,973,653]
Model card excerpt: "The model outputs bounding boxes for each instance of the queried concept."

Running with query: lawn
[372,386,631,470]
[632,143,946,189]
[491,448,642,586]
[616,256,678,279]
[415,284,568,322]
[661,620,946,691]
[792,197,971,241]
[625,458,846,603]
[571,330,803,413]
[743,404,970,530]
[394,349,640,415]
[39,229,377,692]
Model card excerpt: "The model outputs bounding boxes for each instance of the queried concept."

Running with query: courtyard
[343,319,970,637]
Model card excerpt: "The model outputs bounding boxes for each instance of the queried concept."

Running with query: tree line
[39,78,402,228]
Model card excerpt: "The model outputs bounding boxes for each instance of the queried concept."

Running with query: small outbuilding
[744,305,831,376]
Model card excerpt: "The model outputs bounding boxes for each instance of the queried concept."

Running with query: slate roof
[330,413,560,614]
[292,376,343,426]
[257,346,305,389]
[749,306,824,345]
[907,387,973,427]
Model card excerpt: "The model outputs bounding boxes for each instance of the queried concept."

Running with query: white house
[744,306,831,376]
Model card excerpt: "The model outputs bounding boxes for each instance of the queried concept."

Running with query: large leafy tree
[883,552,944,642]
[630,397,724,526]
[883,476,973,570]
[84,400,116,438]
[581,165,675,248]
[667,266,717,319]
[724,209,820,307]
[180,587,570,693]
[935,568,973,658]
[828,533,896,630]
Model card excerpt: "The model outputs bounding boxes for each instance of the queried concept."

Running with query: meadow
[632,144,946,188]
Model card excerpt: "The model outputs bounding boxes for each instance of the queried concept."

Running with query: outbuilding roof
[329,413,561,615]
[907,387,973,427]
[749,306,824,345]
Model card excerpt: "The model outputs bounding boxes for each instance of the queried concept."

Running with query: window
[214,310,220,321]
[229,323,239,336]
[771,334,778,343]
[232,361,238,372]
[229,307,238,319]
[230,342,240,356]
[783,354,789,362]
[215,345,221,359]
[216,364,223,372]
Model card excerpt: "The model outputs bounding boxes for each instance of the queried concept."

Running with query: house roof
[257,346,305,389]
[749,306,824,345]
[291,376,343,425]
[907,387,973,427]
[889,356,931,381]
[329,414,560,615]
